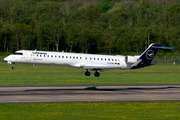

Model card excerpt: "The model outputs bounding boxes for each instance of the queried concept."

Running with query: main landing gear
[85,70,91,76]
[94,71,100,77]
[12,63,15,70]
[85,70,100,77]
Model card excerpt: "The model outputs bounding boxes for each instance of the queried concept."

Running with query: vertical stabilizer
[131,44,175,69]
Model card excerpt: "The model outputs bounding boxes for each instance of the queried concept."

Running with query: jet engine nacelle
[125,56,138,64]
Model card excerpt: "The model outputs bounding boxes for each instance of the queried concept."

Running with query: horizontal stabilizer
[151,45,176,49]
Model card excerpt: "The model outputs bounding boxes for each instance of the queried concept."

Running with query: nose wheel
[12,63,15,70]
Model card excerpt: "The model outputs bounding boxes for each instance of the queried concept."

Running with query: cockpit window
[12,52,23,55]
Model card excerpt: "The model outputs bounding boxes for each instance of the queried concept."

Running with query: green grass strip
[0,64,180,85]
[0,102,180,119]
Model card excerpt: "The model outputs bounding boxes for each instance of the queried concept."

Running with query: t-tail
[131,44,176,69]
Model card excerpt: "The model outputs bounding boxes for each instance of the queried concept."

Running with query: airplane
[4,43,175,77]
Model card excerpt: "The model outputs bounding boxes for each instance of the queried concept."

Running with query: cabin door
[26,51,32,61]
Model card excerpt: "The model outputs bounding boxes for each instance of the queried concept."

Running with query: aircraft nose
[4,56,10,61]
[4,56,12,64]
[4,57,8,61]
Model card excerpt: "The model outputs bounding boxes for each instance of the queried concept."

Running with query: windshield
[12,52,23,55]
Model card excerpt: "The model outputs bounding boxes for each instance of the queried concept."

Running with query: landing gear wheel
[12,66,15,70]
[85,70,91,76]
[12,63,15,70]
[94,72,100,77]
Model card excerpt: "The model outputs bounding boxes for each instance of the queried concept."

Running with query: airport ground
[0,85,180,103]
[0,64,180,85]
[0,64,180,119]
[0,101,180,119]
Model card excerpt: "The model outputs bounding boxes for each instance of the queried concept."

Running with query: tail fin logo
[146,50,154,60]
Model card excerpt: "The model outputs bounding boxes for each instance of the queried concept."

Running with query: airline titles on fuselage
[32,52,47,55]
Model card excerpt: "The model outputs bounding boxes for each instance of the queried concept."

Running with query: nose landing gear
[12,63,15,70]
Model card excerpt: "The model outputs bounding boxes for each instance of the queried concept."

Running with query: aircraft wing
[83,65,129,70]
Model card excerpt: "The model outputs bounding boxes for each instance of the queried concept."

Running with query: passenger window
[80,57,82,59]
[73,56,75,59]
[51,55,53,58]
[101,58,103,60]
[97,58,99,60]
[40,55,42,57]
[70,56,71,59]
[59,56,60,58]
[105,58,106,61]
[37,55,38,57]
[112,59,114,61]
[108,59,110,61]
[115,59,117,61]
[55,55,56,58]
[76,57,78,59]
[62,56,64,58]
[44,55,45,57]
[94,58,95,60]
[85,57,87,60]
[47,55,49,57]
[90,58,92,60]
[66,56,68,58]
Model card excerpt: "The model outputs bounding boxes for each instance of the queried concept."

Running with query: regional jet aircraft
[4,44,175,77]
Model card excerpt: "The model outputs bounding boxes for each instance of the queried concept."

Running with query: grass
[0,64,180,85]
[0,64,180,119]
[0,102,180,119]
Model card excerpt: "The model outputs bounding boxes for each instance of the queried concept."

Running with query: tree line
[0,0,180,55]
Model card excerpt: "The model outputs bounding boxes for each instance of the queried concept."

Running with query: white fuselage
[4,44,175,77]
[4,50,128,69]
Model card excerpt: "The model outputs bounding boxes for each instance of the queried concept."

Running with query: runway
[0,84,180,103]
